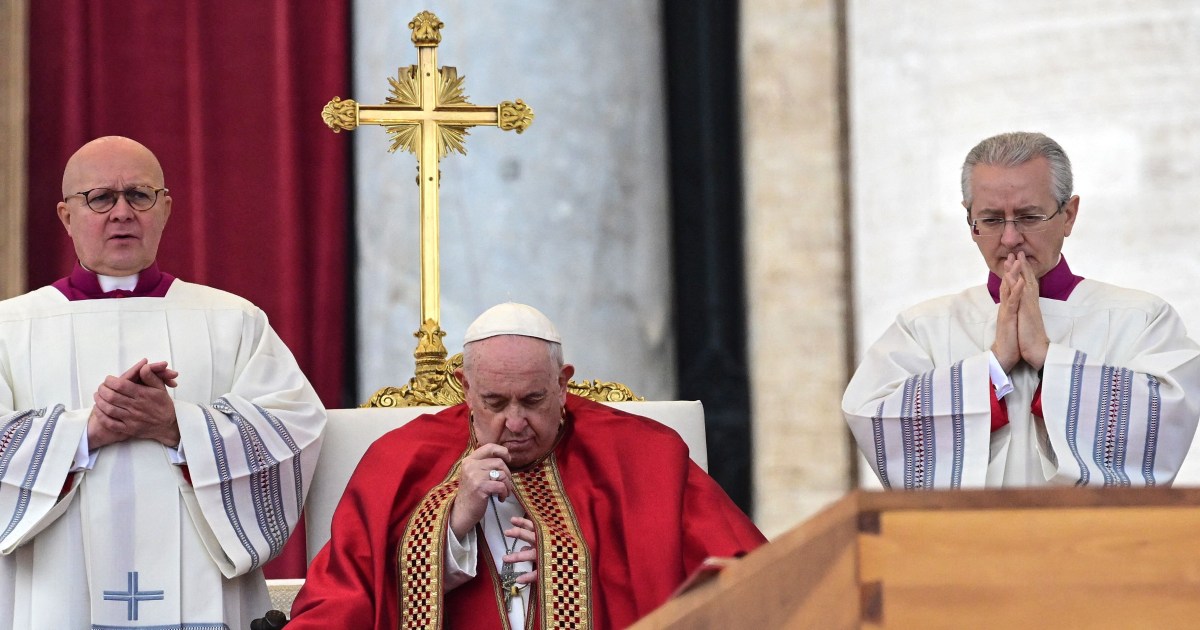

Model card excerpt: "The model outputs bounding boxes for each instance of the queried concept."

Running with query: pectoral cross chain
[500,561,527,612]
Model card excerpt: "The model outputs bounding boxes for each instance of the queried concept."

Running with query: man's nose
[999,221,1024,247]
[503,406,529,432]
[107,196,136,219]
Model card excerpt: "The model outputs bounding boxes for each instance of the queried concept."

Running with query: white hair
[961,131,1073,209]
[462,336,563,375]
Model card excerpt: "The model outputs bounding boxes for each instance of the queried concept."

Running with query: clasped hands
[992,252,1051,373]
[87,358,180,450]
[450,442,538,588]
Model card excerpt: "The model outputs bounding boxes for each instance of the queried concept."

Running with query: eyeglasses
[971,204,1063,237]
[64,186,169,213]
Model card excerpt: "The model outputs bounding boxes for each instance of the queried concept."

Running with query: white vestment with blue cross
[0,281,326,628]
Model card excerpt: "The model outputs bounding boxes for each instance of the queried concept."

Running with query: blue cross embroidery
[103,571,164,621]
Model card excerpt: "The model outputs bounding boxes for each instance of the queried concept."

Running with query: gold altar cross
[321,10,533,403]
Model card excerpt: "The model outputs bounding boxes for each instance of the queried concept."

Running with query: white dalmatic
[843,281,1200,489]
[0,281,325,628]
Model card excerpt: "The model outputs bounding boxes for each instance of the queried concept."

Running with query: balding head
[62,136,165,197]
[56,136,172,277]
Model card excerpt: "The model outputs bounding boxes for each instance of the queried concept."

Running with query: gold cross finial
[408,11,443,46]
[321,11,533,400]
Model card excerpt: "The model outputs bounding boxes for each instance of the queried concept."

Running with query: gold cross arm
[326,98,533,139]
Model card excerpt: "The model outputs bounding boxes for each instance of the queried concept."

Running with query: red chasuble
[289,395,765,629]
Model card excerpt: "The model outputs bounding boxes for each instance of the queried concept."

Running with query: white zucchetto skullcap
[463,303,562,344]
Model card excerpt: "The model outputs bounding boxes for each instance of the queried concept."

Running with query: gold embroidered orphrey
[321,10,534,404]
[398,452,592,629]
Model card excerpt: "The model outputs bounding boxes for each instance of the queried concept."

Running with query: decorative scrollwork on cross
[408,11,444,46]
[321,97,358,132]
[499,100,535,133]
[387,67,420,108]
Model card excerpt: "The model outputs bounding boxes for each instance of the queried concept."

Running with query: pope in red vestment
[287,304,765,629]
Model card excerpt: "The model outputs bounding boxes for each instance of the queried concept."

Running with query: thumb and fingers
[118,358,149,382]
[450,444,513,538]
[139,362,179,389]
[463,443,513,500]
[87,402,132,449]
[505,516,539,584]
[993,254,1023,372]
[1013,253,1050,370]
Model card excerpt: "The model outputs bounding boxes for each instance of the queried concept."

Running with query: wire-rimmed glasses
[971,204,1063,237]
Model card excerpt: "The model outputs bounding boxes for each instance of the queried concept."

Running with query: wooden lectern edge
[632,485,1200,629]
[856,484,1200,512]
[631,491,867,629]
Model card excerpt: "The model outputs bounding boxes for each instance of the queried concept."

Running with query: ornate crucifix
[322,11,533,404]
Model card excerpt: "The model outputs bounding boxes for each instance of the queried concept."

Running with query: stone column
[0,0,27,299]
[351,2,675,402]
[742,0,853,536]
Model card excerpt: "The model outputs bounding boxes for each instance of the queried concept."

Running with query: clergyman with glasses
[0,136,326,627]
[843,131,1200,489]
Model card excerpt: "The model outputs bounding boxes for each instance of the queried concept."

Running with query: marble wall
[742,0,853,537]
[351,1,676,402]
[0,0,26,300]
[848,2,1200,483]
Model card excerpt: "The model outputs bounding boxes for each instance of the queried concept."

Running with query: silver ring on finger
[489,469,502,481]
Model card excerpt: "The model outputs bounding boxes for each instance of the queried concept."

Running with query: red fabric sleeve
[286,450,402,629]
[681,460,767,571]
[289,412,468,629]
[59,473,77,499]
[562,399,766,624]
[990,378,1010,432]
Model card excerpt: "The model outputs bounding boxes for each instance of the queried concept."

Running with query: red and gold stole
[397,449,592,629]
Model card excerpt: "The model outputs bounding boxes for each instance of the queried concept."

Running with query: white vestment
[844,279,1200,489]
[0,280,326,628]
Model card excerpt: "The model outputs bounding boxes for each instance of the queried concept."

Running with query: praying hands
[991,252,1050,373]
[87,358,181,450]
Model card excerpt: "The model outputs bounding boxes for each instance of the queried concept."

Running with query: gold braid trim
[398,457,466,630]
[513,455,592,630]
[396,449,592,629]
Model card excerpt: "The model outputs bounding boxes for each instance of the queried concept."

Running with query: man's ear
[454,367,468,393]
[559,364,575,390]
[1061,195,1080,237]
[56,202,72,233]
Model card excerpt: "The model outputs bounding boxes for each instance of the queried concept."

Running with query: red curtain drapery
[27,0,351,579]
